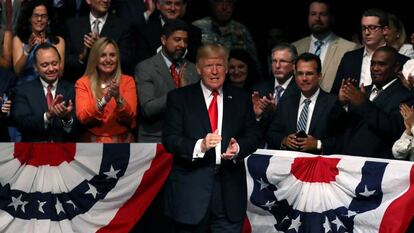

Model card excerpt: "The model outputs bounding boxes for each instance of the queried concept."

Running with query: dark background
[183,0,413,75]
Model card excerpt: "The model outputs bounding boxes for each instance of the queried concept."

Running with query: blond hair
[196,43,229,67]
[84,37,122,98]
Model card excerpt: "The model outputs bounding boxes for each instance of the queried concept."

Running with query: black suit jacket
[112,0,147,28]
[136,16,202,63]
[266,90,347,154]
[11,78,77,142]
[342,79,414,159]
[64,14,135,82]
[162,82,260,224]
[331,47,410,94]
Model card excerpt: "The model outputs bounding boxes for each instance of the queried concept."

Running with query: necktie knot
[92,19,101,35]
[211,90,218,97]
[274,85,284,104]
[304,98,311,105]
[170,63,180,88]
[314,40,324,57]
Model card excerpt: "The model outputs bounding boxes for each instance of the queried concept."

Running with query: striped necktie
[297,99,311,132]
[314,40,324,57]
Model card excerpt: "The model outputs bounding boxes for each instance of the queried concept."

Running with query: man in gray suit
[292,0,358,92]
[135,19,199,142]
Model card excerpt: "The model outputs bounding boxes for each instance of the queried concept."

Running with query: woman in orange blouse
[75,37,137,142]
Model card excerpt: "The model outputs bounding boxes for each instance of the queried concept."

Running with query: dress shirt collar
[200,81,223,100]
[89,12,108,28]
[299,88,320,105]
[310,32,333,45]
[373,78,397,92]
[274,75,293,91]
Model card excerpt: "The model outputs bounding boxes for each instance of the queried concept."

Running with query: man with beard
[193,0,259,71]
[293,0,358,92]
[135,19,199,142]
[338,46,414,158]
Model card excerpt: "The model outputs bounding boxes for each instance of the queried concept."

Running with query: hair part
[295,52,322,74]
[196,43,229,67]
[85,37,122,99]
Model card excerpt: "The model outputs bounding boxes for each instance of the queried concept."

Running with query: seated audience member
[136,0,201,63]
[76,38,137,143]
[266,53,346,154]
[64,0,135,82]
[135,19,199,142]
[331,8,409,94]
[13,0,65,85]
[338,46,414,159]
[225,48,260,92]
[384,13,414,59]
[11,43,76,142]
[193,0,260,70]
[292,0,358,92]
[392,103,414,161]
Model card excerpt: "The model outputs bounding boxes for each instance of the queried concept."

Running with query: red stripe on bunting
[379,164,414,233]
[242,216,252,233]
[291,156,340,183]
[13,143,76,166]
[97,144,173,233]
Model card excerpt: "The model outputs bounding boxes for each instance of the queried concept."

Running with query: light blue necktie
[314,40,324,57]
[297,99,311,132]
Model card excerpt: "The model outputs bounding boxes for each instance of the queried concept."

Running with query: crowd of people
[1,0,414,232]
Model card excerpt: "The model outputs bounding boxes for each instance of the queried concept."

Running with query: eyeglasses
[272,59,292,65]
[361,25,383,33]
[31,13,48,20]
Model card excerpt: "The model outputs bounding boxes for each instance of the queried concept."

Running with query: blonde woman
[75,37,137,143]
[385,13,414,59]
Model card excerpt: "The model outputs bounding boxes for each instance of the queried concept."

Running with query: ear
[161,35,167,47]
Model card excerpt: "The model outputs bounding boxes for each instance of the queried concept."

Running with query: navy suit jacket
[136,16,202,63]
[112,0,147,28]
[342,79,414,159]
[64,14,135,82]
[266,90,347,154]
[11,78,77,142]
[162,82,260,224]
[331,47,410,94]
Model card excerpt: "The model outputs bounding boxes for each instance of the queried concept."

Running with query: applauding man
[162,43,260,233]
[12,43,76,142]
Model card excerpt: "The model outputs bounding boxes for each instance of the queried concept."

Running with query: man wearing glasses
[331,8,410,94]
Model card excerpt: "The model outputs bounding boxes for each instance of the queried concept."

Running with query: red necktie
[208,90,218,132]
[170,64,180,88]
[46,84,53,108]
[5,0,13,30]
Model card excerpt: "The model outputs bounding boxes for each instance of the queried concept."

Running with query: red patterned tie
[208,90,218,132]
[5,0,13,30]
[46,84,53,108]
[170,64,180,88]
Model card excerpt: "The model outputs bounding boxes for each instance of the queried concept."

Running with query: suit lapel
[190,83,211,134]
[34,79,49,112]
[288,94,301,133]
[309,91,326,134]
[221,86,234,151]
[154,53,176,90]
[322,36,338,78]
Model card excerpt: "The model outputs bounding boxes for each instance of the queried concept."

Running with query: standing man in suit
[136,0,201,63]
[292,0,358,92]
[11,43,76,142]
[112,0,155,29]
[64,0,135,82]
[266,53,346,154]
[162,43,260,233]
[331,8,409,94]
[135,19,199,142]
[339,46,414,159]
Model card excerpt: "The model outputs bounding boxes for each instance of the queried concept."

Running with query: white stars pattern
[85,183,99,199]
[359,185,376,197]
[261,200,276,210]
[38,200,46,214]
[104,165,120,179]
[256,178,269,190]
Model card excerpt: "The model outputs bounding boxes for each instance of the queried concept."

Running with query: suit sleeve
[265,102,288,149]
[162,90,198,161]
[135,62,167,120]
[12,87,47,133]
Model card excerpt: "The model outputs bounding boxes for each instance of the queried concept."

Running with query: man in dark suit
[251,43,300,147]
[112,0,155,29]
[331,8,409,94]
[136,0,201,63]
[135,19,199,142]
[64,0,135,82]
[266,53,346,154]
[338,46,414,159]
[162,43,260,233]
[11,43,76,142]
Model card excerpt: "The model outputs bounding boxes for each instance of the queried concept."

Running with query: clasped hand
[201,129,239,159]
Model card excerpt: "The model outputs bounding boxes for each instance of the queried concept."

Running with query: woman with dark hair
[12,0,64,84]
[75,37,137,143]
[226,48,260,92]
